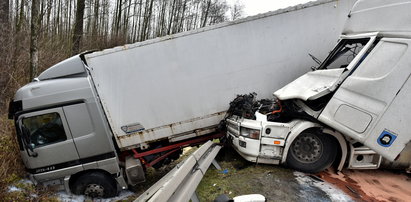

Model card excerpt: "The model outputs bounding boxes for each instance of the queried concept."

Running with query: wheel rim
[290,133,323,163]
[84,184,104,198]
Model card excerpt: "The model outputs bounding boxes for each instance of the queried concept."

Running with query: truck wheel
[72,172,118,198]
[286,131,337,173]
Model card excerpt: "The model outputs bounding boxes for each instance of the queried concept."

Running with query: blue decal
[121,123,145,134]
[377,130,397,147]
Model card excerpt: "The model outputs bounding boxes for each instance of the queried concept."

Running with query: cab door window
[22,112,67,147]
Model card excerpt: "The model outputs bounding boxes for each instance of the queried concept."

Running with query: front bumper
[227,133,261,162]
[226,116,287,165]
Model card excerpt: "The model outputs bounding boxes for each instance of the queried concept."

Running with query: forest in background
[0,0,243,199]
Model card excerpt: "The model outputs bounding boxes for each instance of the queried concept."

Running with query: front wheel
[286,130,337,173]
[71,172,118,198]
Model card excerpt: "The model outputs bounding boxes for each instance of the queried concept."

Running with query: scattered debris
[308,174,324,182]
[226,93,282,121]
[219,169,229,174]
[345,185,361,198]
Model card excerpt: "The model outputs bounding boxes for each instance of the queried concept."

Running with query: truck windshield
[318,38,370,70]
[22,113,67,148]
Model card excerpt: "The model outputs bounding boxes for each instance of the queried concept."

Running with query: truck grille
[226,117,240,137]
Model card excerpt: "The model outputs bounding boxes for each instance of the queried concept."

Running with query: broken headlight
[240,127,260,140]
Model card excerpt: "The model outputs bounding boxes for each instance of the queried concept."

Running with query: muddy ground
[54,145,411,201]
[129,145,411,202]
[196,146,349,201]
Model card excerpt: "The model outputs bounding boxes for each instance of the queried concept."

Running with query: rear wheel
[72,172,118,198]
[286,130,337,173]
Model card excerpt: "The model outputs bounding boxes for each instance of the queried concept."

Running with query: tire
[286,130,337,173]
[72,172,118,198]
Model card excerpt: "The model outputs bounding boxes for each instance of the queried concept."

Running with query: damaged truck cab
[227,0,411,173]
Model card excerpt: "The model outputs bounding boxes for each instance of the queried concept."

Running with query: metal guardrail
[135,141,222,202]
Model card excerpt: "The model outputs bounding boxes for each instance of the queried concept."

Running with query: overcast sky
[227,0,313,17]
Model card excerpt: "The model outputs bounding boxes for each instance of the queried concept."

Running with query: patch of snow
[21,179,34,184]
[294,172,353,202]
[8,186,21,192]
[57,190,134,202]
[7,179,35,193]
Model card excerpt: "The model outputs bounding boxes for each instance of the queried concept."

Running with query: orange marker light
[274,140,281,145]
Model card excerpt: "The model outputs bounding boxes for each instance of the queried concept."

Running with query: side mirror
[311,66,317,71]
[27,143,38,158]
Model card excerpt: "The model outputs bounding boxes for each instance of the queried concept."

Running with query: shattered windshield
[318,38,370,70]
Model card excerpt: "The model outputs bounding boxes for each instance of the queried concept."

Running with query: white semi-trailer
[227,0,411,173]
[8,0,356,197]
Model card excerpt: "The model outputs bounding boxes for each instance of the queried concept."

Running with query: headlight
[240,127,260,140]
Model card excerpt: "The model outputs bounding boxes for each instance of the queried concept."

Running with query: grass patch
[196,147,301,201]
[0,115,25,195]
[0,114,58,201]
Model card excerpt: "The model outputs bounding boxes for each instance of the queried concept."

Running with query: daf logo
[380,135,391,145]
[377,129,397,147]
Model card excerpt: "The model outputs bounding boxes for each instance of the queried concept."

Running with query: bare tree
[201,0,211,27]
[114,0,122,39]
[72,0,85,55]
[0,0,9,52]
[0,0,9,30]
[140,0,154,41]
[92,0,100,41]
[5,0,236,78]
[30,0,41,81]
[0,0,10,94]
[231,0,244,20]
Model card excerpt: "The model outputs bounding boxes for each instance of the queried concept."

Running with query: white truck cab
[227,0,411,173]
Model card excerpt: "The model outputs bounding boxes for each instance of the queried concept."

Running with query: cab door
[319,38,411,161]
[18,107,82,175]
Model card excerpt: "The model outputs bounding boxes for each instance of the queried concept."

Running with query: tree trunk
[115,0,122,38]
[0,0,10,92]
[179,0,187,32]
[72,0,85,55]
[46,0,52,35]
[92,0,100,41]
[68,0,72,38]
[140,0,154,41]
[167,0,176,35]
[30,0,41,81]
[0,0,9,45]
[12,0,25,70]
[135,0,142,41]
[201,0,211,27]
